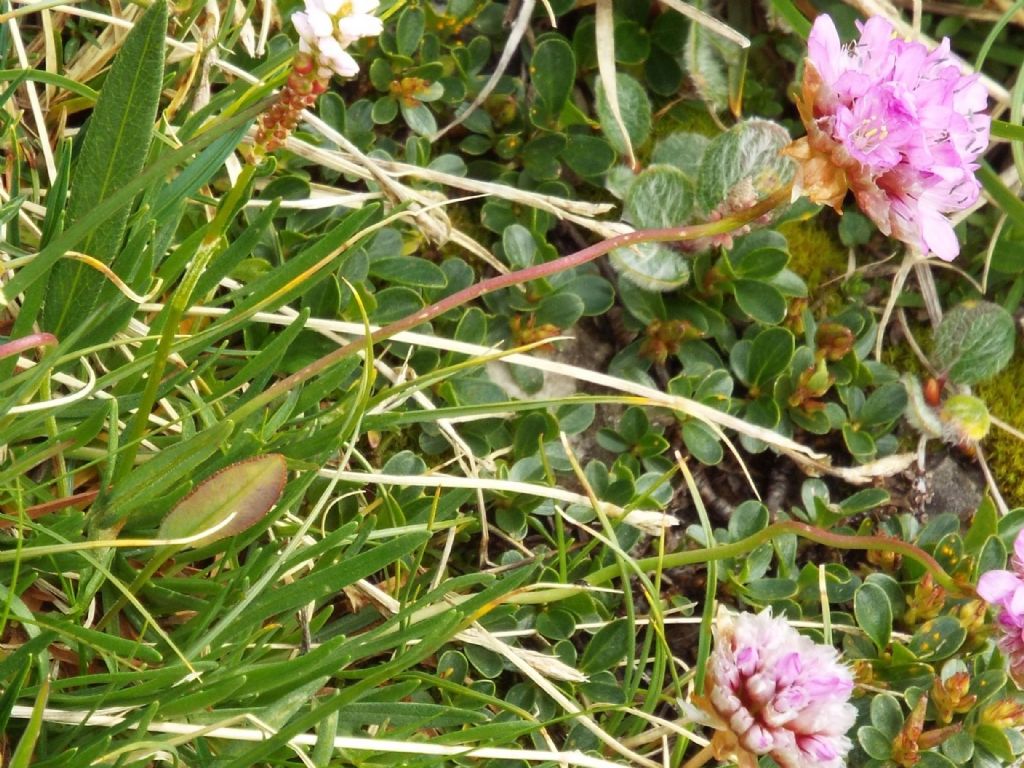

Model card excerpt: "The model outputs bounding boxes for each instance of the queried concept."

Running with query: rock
[922,455,984,521]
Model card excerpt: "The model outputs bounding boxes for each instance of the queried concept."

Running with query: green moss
[777,217,847,294]
[977,355,1024,508]
[883,343,927,379]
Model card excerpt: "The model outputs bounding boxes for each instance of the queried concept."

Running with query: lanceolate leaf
[40,0,168,339]
[158,454,288,548]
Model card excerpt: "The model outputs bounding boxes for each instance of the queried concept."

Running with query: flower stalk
[229,185,793,423]
[586,519,963,595]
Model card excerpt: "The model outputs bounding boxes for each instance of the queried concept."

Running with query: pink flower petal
[978,570,1021,603]
[1011,585,1024,617]
[1013,529,1024,568]
[920,204,960,260]
[807,14,844,83]
[703,609,856,768]
[794,13,989,259]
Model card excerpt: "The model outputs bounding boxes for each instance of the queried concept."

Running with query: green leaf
[732,279,787,324]
[531,37,576,124]
[595,72,652,156]
[570,274,615,315]
[372,97,399,124]
[580,618,631,673]
[838,488,889,514]
[610,241,690,292]
[0,657,30,735]
[974,724,1015,762]
[396,7,425,57]
[869,693,904,738]
[854,582,893,650]
[940,731,974,764]
[976,535,1008,580]
[650,132,709,179]
[933,301,1016,385]
[401,101,437,136]
[466,644,505,678]
[682,420,723,465]
[745,326,794,387]
[842,424,876,462]
[915,751,957,768]
[857,725,893,760]
[838,210,874,247]
[909,617,966,661]
[369,257,448,288]
[766,0,810,37]
[536,609,577,640]
[729,500,769,539]
[40,0,168,339]
[614,19,651,64]
[561,134,615,177]
[645,48,684,95]
[503,224,538,269]
[158,454,288,548]
[371,286,425,323]
[9,679,48,768]
[729,231,790,279]
[980,162,1024,229]
[743,578,797,600]
[535,292,584,328]
[624,165,695,228]
[30,614,162,663]
[992,118,1024,142]
[683,2,740,114]
[964,497,998,554]
[858,381,908,428]
[696,119,794,214]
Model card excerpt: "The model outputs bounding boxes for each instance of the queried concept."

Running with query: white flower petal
[307,9,334,37]
[352,0,381,14]
[292,12,316,43]
[337,13,382,42]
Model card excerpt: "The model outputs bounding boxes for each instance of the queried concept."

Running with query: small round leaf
[854,582,893,651]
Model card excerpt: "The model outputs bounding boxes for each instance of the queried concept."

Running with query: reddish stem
[0,332,58,362]
[231,187,792,422]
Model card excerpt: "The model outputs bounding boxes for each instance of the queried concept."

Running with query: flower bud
[980,699,1024,729]
[904,573,946,625]
[930,672,975,725]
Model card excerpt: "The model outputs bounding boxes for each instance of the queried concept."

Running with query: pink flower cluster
[701,609,857,768]
[789,14,989,260]
[977,529,1024,687]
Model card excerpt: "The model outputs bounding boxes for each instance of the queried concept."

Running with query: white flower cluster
[292,0,383,78]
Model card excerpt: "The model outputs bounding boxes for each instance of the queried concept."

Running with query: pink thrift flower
[697,608,857,768]
[978,529,1024,686]
[786,14,989,260]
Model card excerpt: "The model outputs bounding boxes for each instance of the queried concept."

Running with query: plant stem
[230,185,793,424]
[681,743,716,768]
[586,520,963,595]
